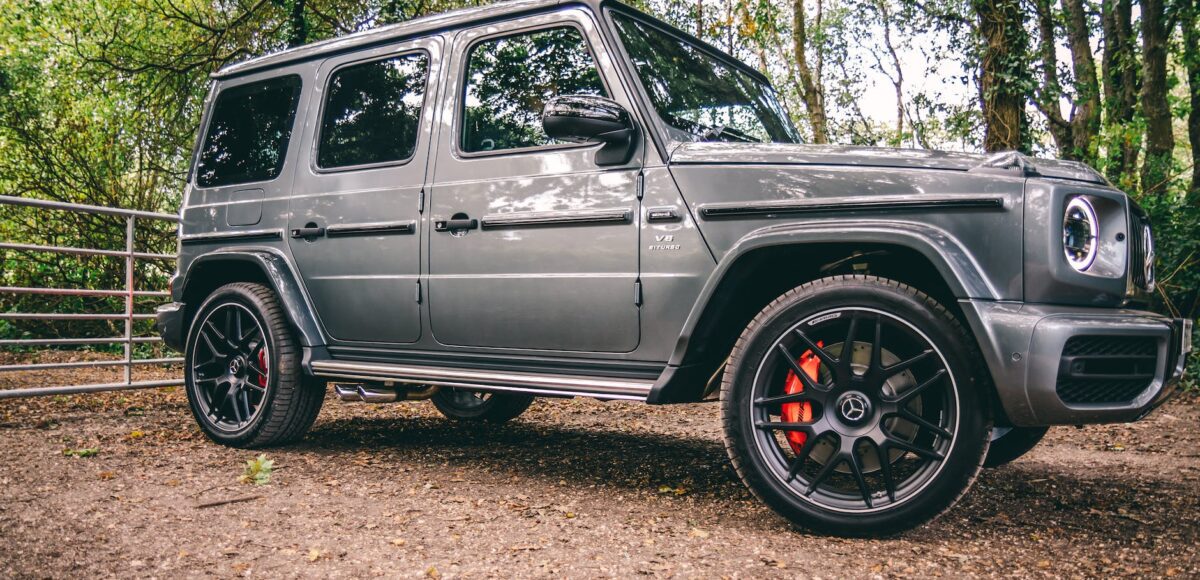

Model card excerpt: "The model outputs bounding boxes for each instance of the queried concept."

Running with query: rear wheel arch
[651,237,991,404]
[180,250,325,348]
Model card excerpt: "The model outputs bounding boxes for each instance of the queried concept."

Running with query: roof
[214,0,583,79]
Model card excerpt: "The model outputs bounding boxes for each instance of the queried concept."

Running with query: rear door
[288,37,441,344]
[426,10,644,353]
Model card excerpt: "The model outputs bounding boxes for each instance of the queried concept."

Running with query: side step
[309,360,654,401]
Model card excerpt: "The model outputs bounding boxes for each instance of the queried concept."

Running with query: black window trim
[452,15,617,160]
[311,46,435,174]
[193,73,304,189]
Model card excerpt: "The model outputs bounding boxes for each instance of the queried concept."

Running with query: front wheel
[721,276,990,537]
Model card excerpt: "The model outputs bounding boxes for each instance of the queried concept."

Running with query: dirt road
[1,370,1197,578]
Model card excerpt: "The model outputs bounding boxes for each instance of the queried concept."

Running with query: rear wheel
[721,276,990,537]
[184,283,324,448]
[430,389,534,423]
[983,426,1049,468]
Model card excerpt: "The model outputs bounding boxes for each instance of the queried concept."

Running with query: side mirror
[542,95,637,166]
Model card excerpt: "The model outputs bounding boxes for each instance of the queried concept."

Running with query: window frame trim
[311,47,435,174]
[452,17,615,160]
[194,73,305,189]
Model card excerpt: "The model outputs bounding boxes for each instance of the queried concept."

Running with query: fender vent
[1056,336,1158,404]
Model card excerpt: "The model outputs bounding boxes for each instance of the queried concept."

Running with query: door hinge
[636,171,645,201]
[634,280,643,306]
[415,280,422,303]
[418,188,426,213]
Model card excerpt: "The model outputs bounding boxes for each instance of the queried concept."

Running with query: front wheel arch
[650,241,979,404]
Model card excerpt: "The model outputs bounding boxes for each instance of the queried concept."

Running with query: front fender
[180,247,327,348]
[667,219,1002,366]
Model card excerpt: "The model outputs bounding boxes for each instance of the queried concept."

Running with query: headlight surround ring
[1063,196,1099,272]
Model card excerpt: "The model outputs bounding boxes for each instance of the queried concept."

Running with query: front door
[427,11,643,353]
[288,37,441,344]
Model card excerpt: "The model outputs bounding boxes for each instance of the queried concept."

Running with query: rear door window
[196,75,302,188]
[318,53,430,169]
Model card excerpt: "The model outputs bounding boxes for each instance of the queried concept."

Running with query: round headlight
[1063,196,1098,271]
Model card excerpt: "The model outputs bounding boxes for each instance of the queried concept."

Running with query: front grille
[1056,336,1158,404]
[1128,205,1153,290]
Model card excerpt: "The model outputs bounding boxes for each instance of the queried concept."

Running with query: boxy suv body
[157,0,1191,536]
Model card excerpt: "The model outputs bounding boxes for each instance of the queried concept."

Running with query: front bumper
[156,302,187,352]
[961,300,1191,427]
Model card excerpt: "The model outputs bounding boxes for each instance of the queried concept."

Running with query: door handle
[434,218,479,232]
[290,225,326,239]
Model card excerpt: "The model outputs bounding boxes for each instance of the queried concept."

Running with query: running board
[309,360,654,401]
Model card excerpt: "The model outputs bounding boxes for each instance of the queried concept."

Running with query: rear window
[196,76,302,188]
[318,53,429,169]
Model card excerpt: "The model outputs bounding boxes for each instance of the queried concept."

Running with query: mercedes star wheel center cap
[837,391,872,424]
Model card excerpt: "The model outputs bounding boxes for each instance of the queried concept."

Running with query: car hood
[669,142,1108,185]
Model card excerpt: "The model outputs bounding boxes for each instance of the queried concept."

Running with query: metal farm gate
[0,195,182,398]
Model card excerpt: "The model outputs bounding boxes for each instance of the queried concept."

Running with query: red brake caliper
[782,341,822,454]
[257,348,268,388]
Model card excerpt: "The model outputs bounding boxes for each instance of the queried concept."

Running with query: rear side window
[319,53,430,169]
[461,26,606,153]
[196,75,302,188]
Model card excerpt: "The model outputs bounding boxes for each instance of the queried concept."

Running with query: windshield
[612,13,801,144]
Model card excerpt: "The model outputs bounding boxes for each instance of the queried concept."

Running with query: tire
[184,282,324,448]
[721,275,991,537]
[430,388,534,423]
[983,426,1049,468]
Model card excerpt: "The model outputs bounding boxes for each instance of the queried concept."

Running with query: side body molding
[181,248,327,348]
[647,220,1000,403]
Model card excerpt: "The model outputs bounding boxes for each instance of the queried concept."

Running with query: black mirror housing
[542,95,637,166]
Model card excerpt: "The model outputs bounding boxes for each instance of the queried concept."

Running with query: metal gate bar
[0,194,183,399]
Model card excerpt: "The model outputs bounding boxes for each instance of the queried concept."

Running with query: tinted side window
[461,27,606,153]
[196,76,302,188]
[319,53,430,169]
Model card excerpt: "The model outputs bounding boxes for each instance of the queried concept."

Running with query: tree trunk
[975,0,1029,152]
[1140,0,1174,195]
[1033,0,1071,153]
[1183,0,1200,202]
[1062,0,1100,164]
[793,0,829,143]
[1101,0,1139,187]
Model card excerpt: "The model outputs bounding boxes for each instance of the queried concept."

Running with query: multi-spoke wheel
[430,388,533,423]
[184,283,324,447]
[722,276,990,537]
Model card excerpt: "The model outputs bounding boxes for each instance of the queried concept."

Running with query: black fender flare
[648,220,1001,403]
[180,247,327,348]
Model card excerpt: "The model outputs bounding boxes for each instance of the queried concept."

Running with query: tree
[1100,0,1140,188]
[1182,0,1200,202]
[1032,0,1100,163]
[793,0,831,143]
[1140,0,1174,195]
[974,0,1030,152]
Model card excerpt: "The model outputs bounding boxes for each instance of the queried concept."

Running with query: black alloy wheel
[722,276,990,536]
[184,283,324,447]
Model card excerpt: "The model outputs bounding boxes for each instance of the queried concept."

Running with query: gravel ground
[1,354,1198,578]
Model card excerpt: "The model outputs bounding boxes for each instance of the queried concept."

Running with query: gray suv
[156,0,1191,536]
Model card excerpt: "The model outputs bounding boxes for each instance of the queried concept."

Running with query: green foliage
[240,454,274,485]
[62,447,99,458]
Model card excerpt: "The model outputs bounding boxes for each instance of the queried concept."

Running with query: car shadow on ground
[293,414,1200,543]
